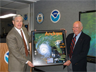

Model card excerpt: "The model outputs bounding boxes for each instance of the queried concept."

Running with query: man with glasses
[64,21,91,72]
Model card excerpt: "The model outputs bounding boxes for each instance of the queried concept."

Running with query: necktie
[69,35,77,58]
[20,30,28,56]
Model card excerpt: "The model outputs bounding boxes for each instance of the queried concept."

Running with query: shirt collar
[73,31,82,38]
[14,27,22,31]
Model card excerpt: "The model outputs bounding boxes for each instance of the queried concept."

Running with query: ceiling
[0,0,39,16]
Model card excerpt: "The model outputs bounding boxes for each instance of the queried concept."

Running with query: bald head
[73,21,83,27]
[72,21,83,35]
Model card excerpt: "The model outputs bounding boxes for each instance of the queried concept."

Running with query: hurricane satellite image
[32,31,66,66]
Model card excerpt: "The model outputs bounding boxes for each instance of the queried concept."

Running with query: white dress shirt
[73,31,82,46]
[14,27,29,50]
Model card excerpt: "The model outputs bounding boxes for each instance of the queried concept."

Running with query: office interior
[0,0,96,72]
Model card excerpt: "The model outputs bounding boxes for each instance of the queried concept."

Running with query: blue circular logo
[36,13,44,24]
[50,9,61,23]
[24,14,28,20]
[4,51,9,64]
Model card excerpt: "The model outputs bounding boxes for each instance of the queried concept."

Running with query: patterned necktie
[20,30,28,56]
[69,35,77,58]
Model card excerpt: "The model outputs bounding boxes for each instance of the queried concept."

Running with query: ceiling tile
[2,1,29,9]
[1,1,14,7]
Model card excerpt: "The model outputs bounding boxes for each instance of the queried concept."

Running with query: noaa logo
[50,9,61,23]
[4,51,9,64]
[36,13,44,24]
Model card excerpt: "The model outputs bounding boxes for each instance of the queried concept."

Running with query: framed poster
[31,30,67,66]
[79,10,96,63]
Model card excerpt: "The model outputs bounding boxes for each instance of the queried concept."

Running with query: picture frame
[31,30,67,66]
[79,10,96,63]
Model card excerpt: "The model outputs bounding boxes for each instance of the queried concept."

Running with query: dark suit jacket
[6,27,31,72]
[66,32,91,72]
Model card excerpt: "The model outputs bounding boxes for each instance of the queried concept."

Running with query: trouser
[68,63,73,72]
[24,53,31,72]
[24,64,30,72]
[68,58,73,72]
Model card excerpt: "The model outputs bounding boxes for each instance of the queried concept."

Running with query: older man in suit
[6,14,34,72]
[64,21,91,72]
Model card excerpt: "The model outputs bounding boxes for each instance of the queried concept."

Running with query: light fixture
[0,13,16,19]
[25,0,39,2]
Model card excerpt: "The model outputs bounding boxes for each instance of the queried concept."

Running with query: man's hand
[60,28,65,30]
[27,61,34,67]
[34,29,36,31]
[60,28,67,34]
[63,60,71,66]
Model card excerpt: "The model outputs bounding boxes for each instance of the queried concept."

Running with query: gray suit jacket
[6,27,31,72]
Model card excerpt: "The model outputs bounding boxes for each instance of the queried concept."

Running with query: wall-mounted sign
[36,13,44,24]
[50,9,61,23]
[24,14,28,21]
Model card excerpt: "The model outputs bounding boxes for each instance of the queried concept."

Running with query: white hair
[13,14,23,21]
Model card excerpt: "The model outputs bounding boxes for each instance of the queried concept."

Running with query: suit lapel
[12,27,23,42]
[73,32,84,51]
[70,33,74,43]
